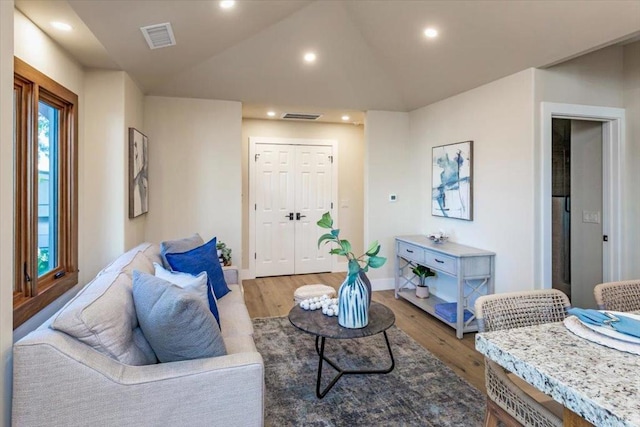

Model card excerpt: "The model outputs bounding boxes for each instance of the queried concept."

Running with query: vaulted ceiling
[15,0,640,123]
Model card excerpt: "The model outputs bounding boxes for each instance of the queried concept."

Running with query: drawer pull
[434,258,445,263]
[406,249,414,253]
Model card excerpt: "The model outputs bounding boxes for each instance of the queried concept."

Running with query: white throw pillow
[154,263,209,306]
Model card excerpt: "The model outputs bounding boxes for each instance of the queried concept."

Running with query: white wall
[241,119,365,272]
[535,45,625,108]
[408,70,536,295]
[623,41,640,278]
[83,71,127,277]
[124,74,147,250]
[144,97,242,262]
[0,3,14,425]
[365,111,417,288]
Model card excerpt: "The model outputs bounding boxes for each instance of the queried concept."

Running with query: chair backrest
[594,280,640,311]
[475,289,571,332]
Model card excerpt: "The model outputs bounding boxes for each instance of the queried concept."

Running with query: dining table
[475,312,640,427]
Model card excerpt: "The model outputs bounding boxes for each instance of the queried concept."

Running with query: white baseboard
[370,277,395,291]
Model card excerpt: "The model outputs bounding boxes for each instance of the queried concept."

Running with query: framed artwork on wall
[432,140,473,221]
[129,128,149,218]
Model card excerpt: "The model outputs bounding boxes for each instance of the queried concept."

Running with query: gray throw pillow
[159,233,204,269]
[132,271,227,362]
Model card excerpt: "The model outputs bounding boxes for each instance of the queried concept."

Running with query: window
[13,58,78,328]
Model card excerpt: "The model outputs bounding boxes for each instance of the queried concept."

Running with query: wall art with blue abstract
[432,140,473,221]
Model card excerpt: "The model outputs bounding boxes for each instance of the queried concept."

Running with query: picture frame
[129,128,149,218]
[432,140,473,221]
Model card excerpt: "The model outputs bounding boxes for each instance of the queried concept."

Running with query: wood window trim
[13,57,79,328]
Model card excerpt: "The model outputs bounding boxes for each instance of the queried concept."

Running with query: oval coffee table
[288,301,396,398]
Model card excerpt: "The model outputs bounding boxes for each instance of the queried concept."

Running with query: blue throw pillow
[132,271,227,362]
[165,237,231,299]
[153,263,220,327]
[159,233,204,270]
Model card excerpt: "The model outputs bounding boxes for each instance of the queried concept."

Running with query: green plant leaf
[340,239,352,255]
[331,229,340,237]
[317,212,333,229]
[329,248,343,255]
[348,259,360,277]
[365,240,380,256]
[317,233,336,248]
[367,255,387,268]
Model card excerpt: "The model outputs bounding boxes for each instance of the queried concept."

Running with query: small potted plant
[412,264,435,298]
[216,241,232,266]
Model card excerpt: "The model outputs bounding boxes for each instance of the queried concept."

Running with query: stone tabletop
[476,321,640,427]
[289,301,395,339]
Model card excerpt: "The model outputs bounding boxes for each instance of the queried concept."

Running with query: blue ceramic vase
[338,271,370,329]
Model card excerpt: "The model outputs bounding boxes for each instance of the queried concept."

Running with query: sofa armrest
[13,330,263,427]
[222,265,239,285]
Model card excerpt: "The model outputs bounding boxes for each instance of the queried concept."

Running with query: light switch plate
[582,210,601,224]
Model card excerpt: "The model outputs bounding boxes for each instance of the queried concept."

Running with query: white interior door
[570,120,603,308]
[294,146,333,274]
[254,143,333,277]
[255,144,295,277]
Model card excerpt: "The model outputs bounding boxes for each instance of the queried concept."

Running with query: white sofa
[12,243,264,427]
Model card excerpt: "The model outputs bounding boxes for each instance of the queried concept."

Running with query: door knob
[285,212,294,220]
[296,213,307,220]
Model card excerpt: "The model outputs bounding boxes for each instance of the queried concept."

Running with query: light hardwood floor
[243,272,487,393]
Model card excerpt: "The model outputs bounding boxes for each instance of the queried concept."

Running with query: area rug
[253,316,485,426]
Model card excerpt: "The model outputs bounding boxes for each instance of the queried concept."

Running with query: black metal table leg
[314,331,395,399]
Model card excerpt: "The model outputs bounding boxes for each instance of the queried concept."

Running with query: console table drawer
[398,242,424,264]
[424,252,457,275]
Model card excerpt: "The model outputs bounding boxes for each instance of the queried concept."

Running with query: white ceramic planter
[416,285,430,298]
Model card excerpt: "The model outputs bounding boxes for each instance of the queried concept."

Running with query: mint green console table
[394,235,495,339]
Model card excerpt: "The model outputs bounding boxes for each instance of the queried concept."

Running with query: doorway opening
[551,118,604,307]
[540,103,625,298]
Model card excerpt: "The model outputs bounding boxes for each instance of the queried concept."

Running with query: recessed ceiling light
[220,1,235,9]
[424,28,438,38]
[51,21,72,31]
[341,115,350,121]
[267,111,276,117]
[303,52,317,63]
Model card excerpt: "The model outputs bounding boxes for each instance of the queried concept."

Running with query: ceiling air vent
[281,112,323,121]
[140,22,176,49]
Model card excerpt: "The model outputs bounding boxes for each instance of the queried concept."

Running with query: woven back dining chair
[593,280,640,311]
[475,289,571,427]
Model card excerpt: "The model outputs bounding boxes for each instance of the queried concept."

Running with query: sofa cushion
[153,263,220,326]
[133,271,227,362]
[217,285,253,338]
[99,243,155,277]
[159,233,204,269]
[223,334,257,355]
[51,271,157,365]
[166,237,231,299]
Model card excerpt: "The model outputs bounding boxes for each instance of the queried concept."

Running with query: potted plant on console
[412,264,436,298]
[317,212,386,329]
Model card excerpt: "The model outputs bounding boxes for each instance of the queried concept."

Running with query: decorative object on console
[128,127,149,218]
[427,230,448,244]
[412,264,436,298]
[432,140,473,220]
[216,241,232,266]
[317,212,386,328]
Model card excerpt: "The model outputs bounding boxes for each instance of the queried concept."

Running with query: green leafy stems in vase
[316,212,387,283]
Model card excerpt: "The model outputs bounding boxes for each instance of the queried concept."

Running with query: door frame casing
[539,102,625,289]
[249,136,338,279]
